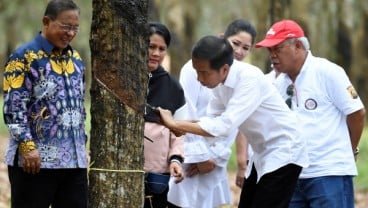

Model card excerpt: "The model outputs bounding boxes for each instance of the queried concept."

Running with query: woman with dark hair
[223,19,257,189]
[224,19,257,61]
[143,22,186,208]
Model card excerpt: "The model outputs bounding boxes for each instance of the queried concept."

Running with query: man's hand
[157,108,185,137]
[169,161,184,183]
[235,132,248,188]
[186,160,216,177]
[157,107,175,128]
[22,149,41,174]
[171,129,186,137]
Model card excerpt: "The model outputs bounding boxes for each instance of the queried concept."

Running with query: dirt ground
[0,137,368,208]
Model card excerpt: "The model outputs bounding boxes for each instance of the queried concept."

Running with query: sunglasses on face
[285,84,294,109]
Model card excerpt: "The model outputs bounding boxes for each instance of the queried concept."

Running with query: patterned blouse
[3,33,88,168]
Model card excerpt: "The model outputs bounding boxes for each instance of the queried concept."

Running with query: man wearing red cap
[256,19,366,208]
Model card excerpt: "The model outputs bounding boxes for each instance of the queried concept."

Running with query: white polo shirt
[274,51,364,178]
[198,60,309,182]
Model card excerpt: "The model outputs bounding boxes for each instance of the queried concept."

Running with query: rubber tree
[88,0,148,207]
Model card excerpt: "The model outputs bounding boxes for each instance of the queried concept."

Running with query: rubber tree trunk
[88,0,148,207]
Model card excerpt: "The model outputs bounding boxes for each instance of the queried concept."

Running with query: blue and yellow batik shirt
[3,33,88,168]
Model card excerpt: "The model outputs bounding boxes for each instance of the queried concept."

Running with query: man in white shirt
[158,35,309,208]
[255,19,366,208]
[167,20,257,208]
[167,60,237,208]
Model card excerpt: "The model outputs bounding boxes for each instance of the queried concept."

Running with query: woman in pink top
[143,22,186,208]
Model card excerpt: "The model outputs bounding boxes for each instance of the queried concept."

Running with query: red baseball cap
[255,19,304,48]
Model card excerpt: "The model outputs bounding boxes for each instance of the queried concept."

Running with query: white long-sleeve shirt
[198,60,309,182]
[168,60,236,208]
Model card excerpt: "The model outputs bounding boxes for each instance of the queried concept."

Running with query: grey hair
[297,37,310,50]
[287,37,310,50]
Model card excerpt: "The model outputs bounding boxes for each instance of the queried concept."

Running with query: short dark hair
[148,22,171,47]
[44,0,80,20]
[192,35,234,70]
[224,19,257,45]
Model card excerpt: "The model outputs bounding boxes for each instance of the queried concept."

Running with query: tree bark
[88,0,148,207]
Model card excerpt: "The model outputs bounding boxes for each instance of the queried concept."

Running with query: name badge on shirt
[305,98,317,110]
[347,86,358,99]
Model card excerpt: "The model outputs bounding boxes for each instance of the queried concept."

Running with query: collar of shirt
[35,32,73,55]
[222,59,241,89]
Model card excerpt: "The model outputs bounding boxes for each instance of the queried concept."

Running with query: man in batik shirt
[3,0,88,207]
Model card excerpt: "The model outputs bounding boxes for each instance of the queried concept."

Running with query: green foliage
[227,144,237,172]
[355,128,368,191]
[0,98,8,137]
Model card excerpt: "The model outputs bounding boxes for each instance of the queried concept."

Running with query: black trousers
[238,163,302,208]
[8,166,88,208]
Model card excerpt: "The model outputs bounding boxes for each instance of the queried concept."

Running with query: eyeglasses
[54,21,79,33]
[285,84,294,109]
